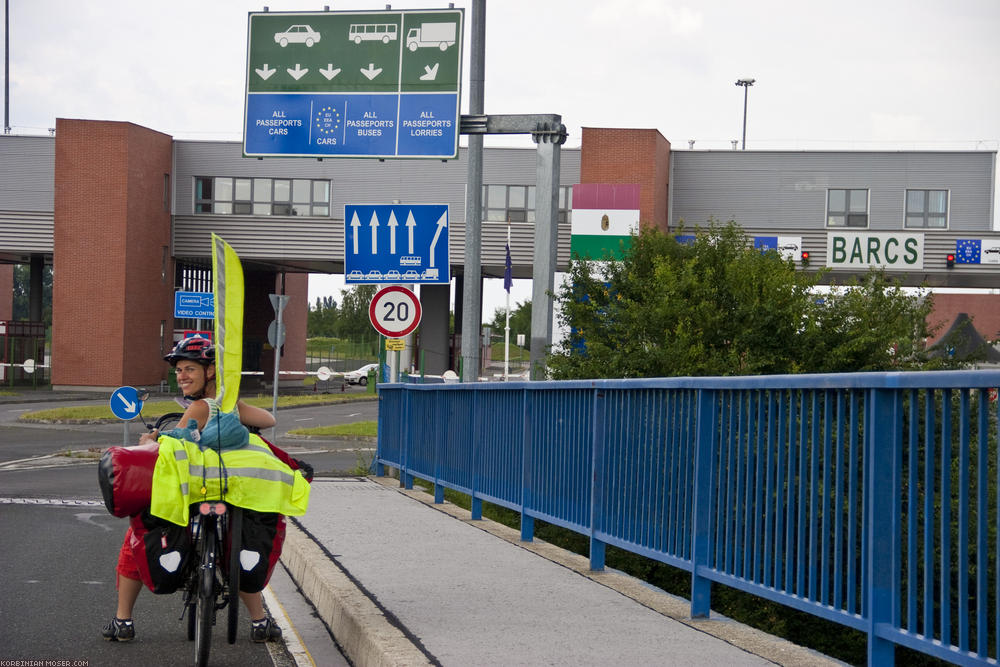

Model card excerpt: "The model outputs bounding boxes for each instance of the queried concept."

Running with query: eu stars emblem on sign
[315,106,342,138]
[955,239,981,264]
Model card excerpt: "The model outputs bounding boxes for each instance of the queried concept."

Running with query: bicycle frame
[183,500,241,667]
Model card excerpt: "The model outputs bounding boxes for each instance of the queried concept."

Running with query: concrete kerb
[329,475,844,667]
[280,517,433,667]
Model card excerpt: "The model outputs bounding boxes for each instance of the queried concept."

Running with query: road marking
[0,497,104,506]
[294,418,315,422]
[264,583,315,667]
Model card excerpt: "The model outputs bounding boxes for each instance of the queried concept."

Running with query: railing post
[590,388,606,571]
[433,389,444,503]
[375,388,386,477]
[691,388,717,618]
[866,388,899,665]
[520,387,534,542]
[471,389,483,520]
[401,388,414,489]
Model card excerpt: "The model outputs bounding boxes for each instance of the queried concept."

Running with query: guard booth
[0,321,48,387]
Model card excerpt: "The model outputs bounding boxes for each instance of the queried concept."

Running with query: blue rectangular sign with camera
[174,291,214,319]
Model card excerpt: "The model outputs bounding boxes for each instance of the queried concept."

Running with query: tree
[12,264,53,326]
[307,295,338,337]
[489,299,532,347]
[549,221,946,379]
[335,285,377,340]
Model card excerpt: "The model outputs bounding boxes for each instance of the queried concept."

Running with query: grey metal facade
[172,140,580,278]
[0,135,55,262]
[669,150,998,286]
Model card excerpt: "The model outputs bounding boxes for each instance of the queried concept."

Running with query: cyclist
[103,337,284,644]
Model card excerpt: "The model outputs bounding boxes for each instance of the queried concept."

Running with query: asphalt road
[0,393,379,666]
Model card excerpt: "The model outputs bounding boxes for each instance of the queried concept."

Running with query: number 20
[382,301,410,322]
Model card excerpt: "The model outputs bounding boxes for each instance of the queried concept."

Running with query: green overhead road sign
[244,8,464,159]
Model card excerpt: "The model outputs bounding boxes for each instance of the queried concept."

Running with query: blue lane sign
[110,386,143,421]
[344,204,449,284]
[174,291,214,319]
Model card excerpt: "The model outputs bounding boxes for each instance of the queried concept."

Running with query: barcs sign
[826,232,924,270]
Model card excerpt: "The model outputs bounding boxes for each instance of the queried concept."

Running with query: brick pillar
[52,119,173,390]
[0,265,12,321]
[579,128,671,232]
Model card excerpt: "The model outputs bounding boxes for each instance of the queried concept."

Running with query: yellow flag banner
[211,234,244,414]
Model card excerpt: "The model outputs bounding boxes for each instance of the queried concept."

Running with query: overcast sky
[4,0,999,316]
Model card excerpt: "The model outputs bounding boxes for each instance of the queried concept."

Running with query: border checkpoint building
[0,121,997,390]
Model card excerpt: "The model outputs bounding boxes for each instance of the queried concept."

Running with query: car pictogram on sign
[275,25,321,47]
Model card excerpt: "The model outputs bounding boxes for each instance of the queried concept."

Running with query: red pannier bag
[98,443,158,517]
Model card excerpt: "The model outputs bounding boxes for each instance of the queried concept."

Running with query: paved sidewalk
[281,477,845,667]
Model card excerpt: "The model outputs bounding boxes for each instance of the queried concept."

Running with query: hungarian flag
[570,183,640,260]
[211,234,245,414]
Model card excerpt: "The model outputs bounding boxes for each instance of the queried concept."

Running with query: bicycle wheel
[226,506,242,644]
[155,412,185,431]
[194,520,217,667]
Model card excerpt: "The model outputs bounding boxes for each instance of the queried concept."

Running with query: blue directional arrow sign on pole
[344,204,449,284]
[110,386,144,421]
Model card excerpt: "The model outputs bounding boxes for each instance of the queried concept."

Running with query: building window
[482,184,571,224]
[827,189,868,227]
[194,177,331,216]
[905,189,948,228]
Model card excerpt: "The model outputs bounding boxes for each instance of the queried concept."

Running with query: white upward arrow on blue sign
[344,204,449,284]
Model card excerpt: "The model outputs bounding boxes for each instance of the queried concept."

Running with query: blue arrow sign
[174,291,214,319]
[344,204,449,284]
[110,386,143,421]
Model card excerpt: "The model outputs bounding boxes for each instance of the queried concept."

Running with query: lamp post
[735,78,755,150]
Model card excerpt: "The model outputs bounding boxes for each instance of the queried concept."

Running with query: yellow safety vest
[150,433,310,526]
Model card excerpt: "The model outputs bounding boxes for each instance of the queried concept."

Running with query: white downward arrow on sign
[287,64,309,80]
[319,64,341,80]
[118,394,137,414]
[419,63,440,81]
[360,63,382,80]
[255,64,276,80]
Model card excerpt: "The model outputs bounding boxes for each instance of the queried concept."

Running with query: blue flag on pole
[503,242,513,293]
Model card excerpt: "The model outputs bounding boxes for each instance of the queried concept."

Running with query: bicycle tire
[155,412,185,432]
[186,597,196,641]
[194,520,217,667]
[226,506,242,644]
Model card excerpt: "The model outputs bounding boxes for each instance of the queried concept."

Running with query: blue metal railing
[375,371,1000,666]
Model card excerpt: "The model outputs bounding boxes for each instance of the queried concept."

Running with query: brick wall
[579,127,671,232]
[0,265,11,320]
[52,119,173,389]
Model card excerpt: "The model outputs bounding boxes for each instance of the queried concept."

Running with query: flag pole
[504,221,511,381]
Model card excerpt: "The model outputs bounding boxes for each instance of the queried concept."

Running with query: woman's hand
[138,429,159,446]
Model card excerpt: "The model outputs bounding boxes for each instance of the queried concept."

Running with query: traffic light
[946,253,955,269]
[800,250,810,266]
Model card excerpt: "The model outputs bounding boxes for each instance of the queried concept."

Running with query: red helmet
[164,337,215,365]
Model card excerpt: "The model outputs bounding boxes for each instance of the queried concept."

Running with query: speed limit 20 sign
[369,286,422,338]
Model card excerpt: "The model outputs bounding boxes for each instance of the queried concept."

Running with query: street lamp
[735,78,755,150]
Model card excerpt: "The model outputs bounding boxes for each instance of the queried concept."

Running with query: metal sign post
[269,294,290,438]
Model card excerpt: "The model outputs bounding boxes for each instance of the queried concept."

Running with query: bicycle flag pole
[211,234,245,414]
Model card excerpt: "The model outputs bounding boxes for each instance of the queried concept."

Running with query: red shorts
[116,526,142,585]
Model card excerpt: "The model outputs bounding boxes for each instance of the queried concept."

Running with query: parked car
[344,363,378,386]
